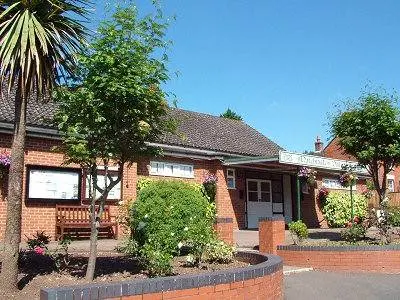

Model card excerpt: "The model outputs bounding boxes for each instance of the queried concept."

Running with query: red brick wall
[278,248,400,273]
[119,271,283,300]
[259,218,285,254]
[324,138,356,161]
[0,134,136,240]
[214,218,234,245]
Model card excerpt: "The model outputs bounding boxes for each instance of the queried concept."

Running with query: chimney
[314,136,323,153]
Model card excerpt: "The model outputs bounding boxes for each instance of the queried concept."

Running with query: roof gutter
[223,156,279,166]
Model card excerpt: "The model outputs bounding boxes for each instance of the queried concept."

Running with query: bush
[130,180,216,275]
[388,207,400,227]
[322,191,368,227]
[141,244,173,277]
[26,231,50,250]
[203,239,235,263]
[288,220,308,244]
[340,223,366,243]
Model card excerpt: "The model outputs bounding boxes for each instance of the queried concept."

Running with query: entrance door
[246,179,272,228]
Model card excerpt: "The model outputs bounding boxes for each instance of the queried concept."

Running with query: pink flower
[34,246,45,255]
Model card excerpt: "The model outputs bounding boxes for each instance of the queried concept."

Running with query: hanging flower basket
[0,153,11,180]
[339,171,357,187]
[203,173,218,202]
[298,167,317,189]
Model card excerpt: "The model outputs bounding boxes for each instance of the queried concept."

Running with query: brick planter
[40,252,283,300]
[278,244,400,273]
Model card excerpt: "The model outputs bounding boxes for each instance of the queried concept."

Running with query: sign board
[28,167,81,201]
[278,150,369,174]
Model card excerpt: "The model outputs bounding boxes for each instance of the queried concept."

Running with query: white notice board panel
[28,167,81,200]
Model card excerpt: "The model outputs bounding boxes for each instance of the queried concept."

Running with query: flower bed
[40,252,283,300]
[277,244,400,273]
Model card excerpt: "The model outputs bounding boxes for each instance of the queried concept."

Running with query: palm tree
[0,0,89,291]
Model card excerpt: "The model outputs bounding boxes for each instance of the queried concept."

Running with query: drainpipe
[296,175,301,220]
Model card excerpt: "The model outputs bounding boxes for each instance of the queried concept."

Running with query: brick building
[0,93,371,239]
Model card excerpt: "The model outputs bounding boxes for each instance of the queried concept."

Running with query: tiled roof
[0,91,283,156]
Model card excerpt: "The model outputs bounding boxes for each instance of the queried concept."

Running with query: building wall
[0,133,136,240]
[0,134,248,240]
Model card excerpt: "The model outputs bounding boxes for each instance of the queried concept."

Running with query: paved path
[285,271,400,300]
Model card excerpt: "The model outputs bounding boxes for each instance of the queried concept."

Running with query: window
[227,168,236,189]
[149,161,194,178]
[85,173,121,200]
[27,166,81,201]
[387,175,395,192]
[322,178,355,190]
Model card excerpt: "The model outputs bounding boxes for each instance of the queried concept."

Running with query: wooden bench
[55,205,118,240]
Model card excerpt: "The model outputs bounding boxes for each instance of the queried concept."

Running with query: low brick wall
[278,245,400,273]
[40,252,283,300]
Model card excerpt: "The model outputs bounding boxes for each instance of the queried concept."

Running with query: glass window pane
[248,181,258,191]
[260,192,271,202]
[227,178,235,189]
[272,193,283,203]
[248,191,258,202]
[260,181,270,192]
[227,169,234,176]
[272,181,282,193]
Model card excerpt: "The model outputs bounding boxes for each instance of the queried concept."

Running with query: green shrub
[288,220,308,244]
[388,207,400,226]
[130,180,216,275]
[203,239,235,263]
[340,223,366,243]
[322,191,367,228]
[141,243,173,277]
[116,238,140,256]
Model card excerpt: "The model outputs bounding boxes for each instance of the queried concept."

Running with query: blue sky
[93,1,400,152]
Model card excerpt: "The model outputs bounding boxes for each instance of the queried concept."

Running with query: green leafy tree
[54,5,175,281]
[0,1,89,291]
[331,91,400,203]
[220,108,243,121]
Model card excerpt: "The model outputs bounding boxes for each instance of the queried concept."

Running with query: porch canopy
[223,150,369,224]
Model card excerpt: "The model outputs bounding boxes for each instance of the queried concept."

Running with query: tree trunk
[0,86,27,291]
[86,197,99,281]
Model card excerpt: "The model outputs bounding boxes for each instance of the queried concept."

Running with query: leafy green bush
[388,207,400,226]
[340,223,366,243]
[288,220,308,244]
[116,238,140,256]
[141,244,173,277]
[322,191,367,227]
[203,239,235,263]
[130,180,215,275]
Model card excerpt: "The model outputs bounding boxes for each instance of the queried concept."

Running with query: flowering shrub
[203,173,218,202]
[297,167,317,185]
[322,191,368,227]
[317,187,329,206]
[25,231,72,271]
[202,239,235,264]
[130,180,216,275]
[340,222,366,243]
[339,171,358,187]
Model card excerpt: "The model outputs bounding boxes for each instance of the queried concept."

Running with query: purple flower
[0,153,11,167]
[203,173,218,184]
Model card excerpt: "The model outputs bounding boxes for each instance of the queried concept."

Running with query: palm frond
[0,0,91,99]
